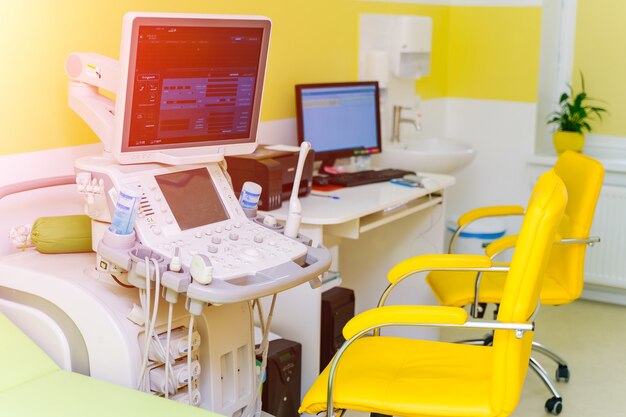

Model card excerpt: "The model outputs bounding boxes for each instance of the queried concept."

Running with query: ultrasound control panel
[132,165,308,281]
[77,157,311,283]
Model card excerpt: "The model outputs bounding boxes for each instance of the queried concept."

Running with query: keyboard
[320,168,416,187]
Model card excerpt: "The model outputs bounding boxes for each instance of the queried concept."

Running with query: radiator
[584,185,626,289]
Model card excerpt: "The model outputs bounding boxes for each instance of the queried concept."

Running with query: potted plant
[547,72,607,154]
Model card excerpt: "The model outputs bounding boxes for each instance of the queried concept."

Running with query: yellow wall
[574,0,625,137]
[0,1,541,156]
[447,6,542,102]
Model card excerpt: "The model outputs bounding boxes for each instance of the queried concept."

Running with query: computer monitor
[295,81,381,171]
[66,12,271,165]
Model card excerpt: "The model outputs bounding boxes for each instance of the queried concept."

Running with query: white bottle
[239,181,262,209]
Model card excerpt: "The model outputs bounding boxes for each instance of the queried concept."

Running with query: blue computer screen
[298,83,380,155]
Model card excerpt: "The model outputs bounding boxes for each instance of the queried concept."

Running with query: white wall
[442,98,537,217]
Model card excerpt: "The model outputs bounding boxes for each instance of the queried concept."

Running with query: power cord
[110,274,135,289]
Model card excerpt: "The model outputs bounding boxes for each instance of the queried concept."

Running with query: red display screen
[127,24,265,149]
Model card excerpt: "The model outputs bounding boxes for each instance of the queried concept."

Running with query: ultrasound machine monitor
[295,81,382,171]
[66,13,271,165]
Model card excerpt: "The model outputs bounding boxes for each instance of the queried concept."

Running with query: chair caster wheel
[545,396,563,415]
[555,364,570,382]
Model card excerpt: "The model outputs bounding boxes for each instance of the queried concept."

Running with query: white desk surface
[269,173,455,225]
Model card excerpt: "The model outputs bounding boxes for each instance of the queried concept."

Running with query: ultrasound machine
[0,12,330,417]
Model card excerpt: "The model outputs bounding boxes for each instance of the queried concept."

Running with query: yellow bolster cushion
[31,215,93,254]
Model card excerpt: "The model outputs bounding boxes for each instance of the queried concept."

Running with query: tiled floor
[440,299,626,416]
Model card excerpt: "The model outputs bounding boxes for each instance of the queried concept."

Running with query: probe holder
[128,247,167,289]
[243,207,258,218]
[97,228,138,273]
[253,215,285,233]
[98,229,168,290]
[161,268,191,303]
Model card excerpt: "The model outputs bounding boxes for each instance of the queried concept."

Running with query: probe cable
[164,301,175,398]
[244,294,277,417]
[137,257,162,391]
[137,257,151,390]
[187,314,196,405]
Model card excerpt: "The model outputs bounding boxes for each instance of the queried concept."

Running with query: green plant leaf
[573,92,586,108]
[580,71,586,92]
[547,71,607,134]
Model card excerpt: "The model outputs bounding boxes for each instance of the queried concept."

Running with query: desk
[262,173,455,399]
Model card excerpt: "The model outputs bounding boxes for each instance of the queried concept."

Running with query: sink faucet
[391,105,421,143]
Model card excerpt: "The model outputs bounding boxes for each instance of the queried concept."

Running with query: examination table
[0,312,222,417]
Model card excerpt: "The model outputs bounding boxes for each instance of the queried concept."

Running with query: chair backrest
[546,151,605,301]
[491,170,567,415]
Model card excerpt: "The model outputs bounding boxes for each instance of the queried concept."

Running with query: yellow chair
[426,151,604,415]
[300,170,567,417]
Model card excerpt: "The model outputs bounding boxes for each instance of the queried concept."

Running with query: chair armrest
[382,254,508,309]
[342,305,533,340]
[485,235,600,259]
[342,305,467,340]
[387,254,494,284]
[557,236,601,246]
[485,234,519,258]
[457,205,525,227]
[448,205,525,253]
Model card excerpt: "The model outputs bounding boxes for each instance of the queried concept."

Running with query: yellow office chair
[300,170,567,417]
[426,151,604,415]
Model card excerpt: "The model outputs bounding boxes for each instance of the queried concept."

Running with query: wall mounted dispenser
[390,16,432,79]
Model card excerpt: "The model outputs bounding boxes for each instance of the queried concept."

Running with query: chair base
[532,341,570,382]
[545,397,564,416]
[530,357,563,415]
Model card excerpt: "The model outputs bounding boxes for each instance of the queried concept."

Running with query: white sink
[374,137,477,174]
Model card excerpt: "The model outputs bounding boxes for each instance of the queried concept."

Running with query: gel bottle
[110,186,142,235]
